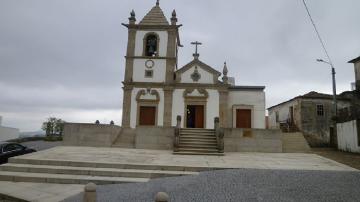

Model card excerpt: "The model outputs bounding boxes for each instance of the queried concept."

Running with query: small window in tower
[145,70,153,78]
[145,35,158,57]
[316,104,324,116]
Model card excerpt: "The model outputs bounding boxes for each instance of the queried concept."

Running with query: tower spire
[156,0,159,6]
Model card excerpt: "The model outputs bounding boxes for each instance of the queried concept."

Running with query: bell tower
[121,1,182,127]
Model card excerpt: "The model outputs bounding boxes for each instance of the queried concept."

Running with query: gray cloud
[0,0,359,131]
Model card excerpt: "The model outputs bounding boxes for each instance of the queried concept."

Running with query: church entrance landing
[186,105,204,128]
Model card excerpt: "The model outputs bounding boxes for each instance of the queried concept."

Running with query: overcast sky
[0,0,359,132]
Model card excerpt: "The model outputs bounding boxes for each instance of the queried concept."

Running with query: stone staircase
[282,132,311,153]
[174,128,223,155]
[0,158,199,185]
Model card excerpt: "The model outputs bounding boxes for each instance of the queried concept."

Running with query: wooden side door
[194,105,204,128]
[236,109,251,128]
[139,106,156,125]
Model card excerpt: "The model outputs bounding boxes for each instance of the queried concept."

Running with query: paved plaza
[0,146,358,201]
[15,146,357,171]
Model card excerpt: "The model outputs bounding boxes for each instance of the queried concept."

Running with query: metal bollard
[83,182,97,202]
[155,192,169,202]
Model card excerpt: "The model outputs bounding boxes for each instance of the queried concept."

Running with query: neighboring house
[268,92,351,146]
[120,2,266,130]
[336,56,360,153]
[0,116,20,142]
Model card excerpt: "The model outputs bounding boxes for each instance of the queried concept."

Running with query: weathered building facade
[268,92,351,146]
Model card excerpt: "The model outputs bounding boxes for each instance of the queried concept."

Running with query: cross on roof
[191,41,202,58]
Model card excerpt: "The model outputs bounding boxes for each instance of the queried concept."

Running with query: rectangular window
[275,111,279,122]
[317,104,324,116]
[145,70,153,78]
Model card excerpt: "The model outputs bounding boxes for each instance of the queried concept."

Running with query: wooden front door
[236,109,251,128]
[186,105,204,128]
[139,106,156,125]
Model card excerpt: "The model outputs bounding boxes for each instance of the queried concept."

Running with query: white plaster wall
[268,100,298,129]
[180,65,214,84]
[337,120,360,153]
[0,126,20,142]
[133,59,166,82]
[130,88,164,128]
[228,91,266,129]
[134,31,168,57]
[206,90,219,129]
[171,89,185,126]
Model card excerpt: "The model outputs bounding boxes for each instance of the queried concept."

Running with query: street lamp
[316,59,337,116]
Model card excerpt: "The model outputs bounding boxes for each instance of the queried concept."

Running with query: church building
[121,1,266,130]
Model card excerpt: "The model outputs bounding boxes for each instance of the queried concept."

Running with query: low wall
[224,128,283,152]
[63,123,121,147]
[135,127,174,150]
[337,120,360,153]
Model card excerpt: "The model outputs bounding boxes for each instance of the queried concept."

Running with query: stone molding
[136,89,160,103]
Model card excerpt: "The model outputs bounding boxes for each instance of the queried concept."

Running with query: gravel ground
[21,141,62,151]
[64,169,360,202]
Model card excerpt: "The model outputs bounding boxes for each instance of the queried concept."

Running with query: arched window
[145,34,158,56]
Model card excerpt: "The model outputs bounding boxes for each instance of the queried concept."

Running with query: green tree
[41,117,65,136]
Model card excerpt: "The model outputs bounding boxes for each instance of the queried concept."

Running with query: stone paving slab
[11,146,358,171]
[0,181,83,202]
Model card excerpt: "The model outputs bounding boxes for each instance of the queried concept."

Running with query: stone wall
[135,126,174,150]
[63,123,121,147]
[223,128,283,152]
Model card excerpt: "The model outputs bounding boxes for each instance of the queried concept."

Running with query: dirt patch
[312,147,360,170]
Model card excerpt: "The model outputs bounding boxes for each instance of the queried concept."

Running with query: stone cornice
[125,56,177,60]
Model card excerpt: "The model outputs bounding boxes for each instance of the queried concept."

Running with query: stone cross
[191,41,202,55]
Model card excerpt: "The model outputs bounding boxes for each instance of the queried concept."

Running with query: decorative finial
[171,9,177,25]
[222,62,229,84]
[223,62,228,76]
[128,9,136,24]
[156,0,159,6]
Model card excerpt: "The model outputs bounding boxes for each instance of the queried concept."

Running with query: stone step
[180,132,215,136]
[179,141,218,146]
[178,144,218,149]
[180,136,217,140]
[0,171,149,185]
[173,151,224,156]
[180,128,214,132]
[177,148,219,153]
[8,158,216,172]
[0,163,198,179]
[180,139,218,144]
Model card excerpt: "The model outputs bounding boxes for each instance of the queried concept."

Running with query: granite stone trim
[121,86,133,127]
[124,82,229,90]
[163,87,174,126]
[183,100,207,128]
[124,29,136,82]
[219,91,229,128]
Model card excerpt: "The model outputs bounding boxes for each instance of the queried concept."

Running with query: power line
[302,0,333,65]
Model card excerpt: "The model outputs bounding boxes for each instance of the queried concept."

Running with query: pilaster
[165,29,177,84]
[219,89,229,128]
[124,29,136,82]
[163,86,174,126]
[121,85,133,127]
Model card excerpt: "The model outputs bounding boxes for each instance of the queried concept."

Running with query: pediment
[176,59,221,84]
